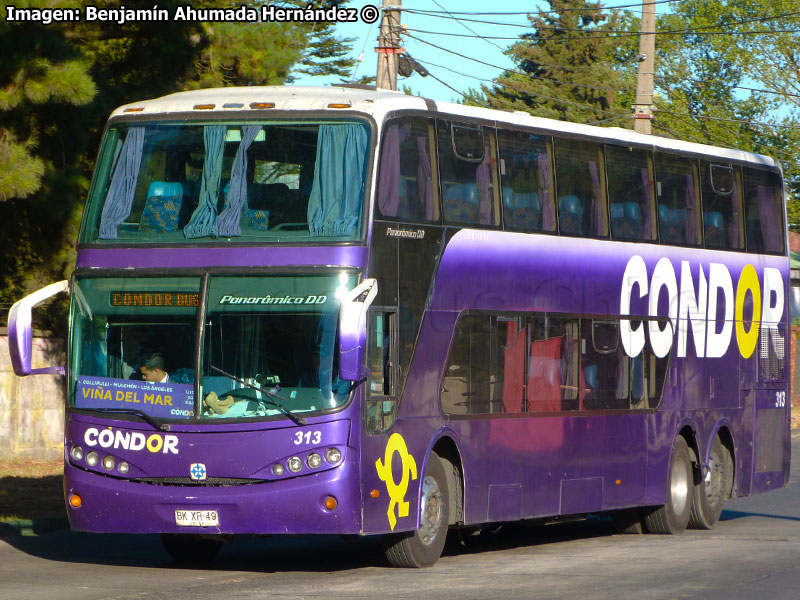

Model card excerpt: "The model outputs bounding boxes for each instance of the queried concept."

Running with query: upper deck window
[498,130,556,234]
[655,153,702,247]
[743,167,785,255]
[81,119,370,244]
[606,145,657,242]
[376,116,439,223]
[438,120,500,227]
[554,138,608,238]
[700,162,744,251]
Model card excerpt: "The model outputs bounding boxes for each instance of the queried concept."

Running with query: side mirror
[338,278,378,381]
[7,280,69,376]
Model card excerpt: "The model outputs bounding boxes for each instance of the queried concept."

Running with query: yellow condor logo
[375,433,418,531]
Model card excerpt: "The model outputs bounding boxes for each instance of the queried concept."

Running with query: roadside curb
[0,518,69,538]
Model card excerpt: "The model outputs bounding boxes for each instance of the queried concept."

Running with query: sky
[291,0,668,103]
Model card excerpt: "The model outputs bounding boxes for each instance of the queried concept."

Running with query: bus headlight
[102,455,116,471]
[287,457,303,473]
[118,462,130,475]
[307,453,322,469]
[70,446,84,462]
[272,463,285,476]
[86,451,100,467]
[325,447,342,464]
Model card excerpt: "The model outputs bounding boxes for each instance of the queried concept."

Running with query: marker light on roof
[327,103,351,109]
[123,107,144,113]
[250,102,275,109]
[223,103,244,108]
[193,104,215,110]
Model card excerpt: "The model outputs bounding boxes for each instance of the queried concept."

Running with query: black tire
[383,452,449,568]
[161,534,224,563]
[689,436,733,529]
[611,508,644,534]
[644,436,693,534]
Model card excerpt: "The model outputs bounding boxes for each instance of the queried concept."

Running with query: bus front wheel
[689,436,733,529]
[644,436,693,534]
[383,451,449,568]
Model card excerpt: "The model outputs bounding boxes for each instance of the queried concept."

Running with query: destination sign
[110,292,200,308]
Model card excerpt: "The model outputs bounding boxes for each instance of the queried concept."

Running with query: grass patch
[0,460,65,522]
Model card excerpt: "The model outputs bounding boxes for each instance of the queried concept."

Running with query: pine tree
[484,0,634,124]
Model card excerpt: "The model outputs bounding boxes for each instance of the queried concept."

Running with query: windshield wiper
[209,365,306,426]
[80,408,169,431]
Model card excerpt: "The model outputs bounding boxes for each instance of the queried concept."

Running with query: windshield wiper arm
[81,408,169,431]
[209,365,306,426]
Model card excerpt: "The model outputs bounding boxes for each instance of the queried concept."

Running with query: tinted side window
[438,120,500,227]
[441,315,492,415]
[527,314,580,411]
[606,145,657,242]
[743,168,785,255]
[377,116,439,223]
[554,138,608,238]
[701,162,744,251]
[497,130,556,233]
[759,325,786,382]
[656,154,701,246]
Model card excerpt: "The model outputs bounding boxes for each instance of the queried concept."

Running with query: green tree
[483,0,634,124]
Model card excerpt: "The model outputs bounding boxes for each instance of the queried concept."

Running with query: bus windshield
[69,273,358,422]
[80,119,370,244]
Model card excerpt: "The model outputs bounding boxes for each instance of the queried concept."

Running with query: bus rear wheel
[689,436,733,529]
[644,436,693,534]
[383,451,449,568]
[161,533,224,563]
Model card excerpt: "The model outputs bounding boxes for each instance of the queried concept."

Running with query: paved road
[2,437,800,600]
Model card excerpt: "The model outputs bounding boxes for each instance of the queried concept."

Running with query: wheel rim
[670,452,690,514]
[419,474,444,546]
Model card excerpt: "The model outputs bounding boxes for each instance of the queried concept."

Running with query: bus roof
[111,85,779,170]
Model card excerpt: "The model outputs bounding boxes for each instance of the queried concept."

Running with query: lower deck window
[441,312,669,416]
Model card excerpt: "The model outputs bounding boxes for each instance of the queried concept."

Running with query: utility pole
[633,0,656,134]
[376,0,402,90]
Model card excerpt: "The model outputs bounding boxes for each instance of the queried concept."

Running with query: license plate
[174,509,219,527]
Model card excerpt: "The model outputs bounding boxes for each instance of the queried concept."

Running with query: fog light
[102,455,116,471]
[287,456,303,473]
[118,462,129,475]
[86,451,100,467]
[272,463,285,476]
[324,496,338,511]
[325,447,342,464]
[307,453,322,469]
[70,446,84,461]
[69,493,82,508]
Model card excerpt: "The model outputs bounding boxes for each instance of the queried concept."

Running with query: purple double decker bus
[7,87,790,567]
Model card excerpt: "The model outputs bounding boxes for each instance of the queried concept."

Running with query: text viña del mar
[4,4,381,26]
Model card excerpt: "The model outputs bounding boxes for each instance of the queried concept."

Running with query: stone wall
[0,332,65,460]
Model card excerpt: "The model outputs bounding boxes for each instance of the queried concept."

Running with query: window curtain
[184,125,227,239]
[728,175,741,249]
[417,136,435,221]
[501,323,525,414]
[476,148,492,225]
[98,127,146,239]
[758,185,781,252]
[641,167,654,239]
[377,124,401,218]
[537,153,555,231]
[215,126,262,237]
[308,124,368,236]
[684,174,699,244]
[588,161,604,235]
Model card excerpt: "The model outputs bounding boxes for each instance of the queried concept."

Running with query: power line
[403,31,634,94]
[399,1,675,17]
[400,25,800,42]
